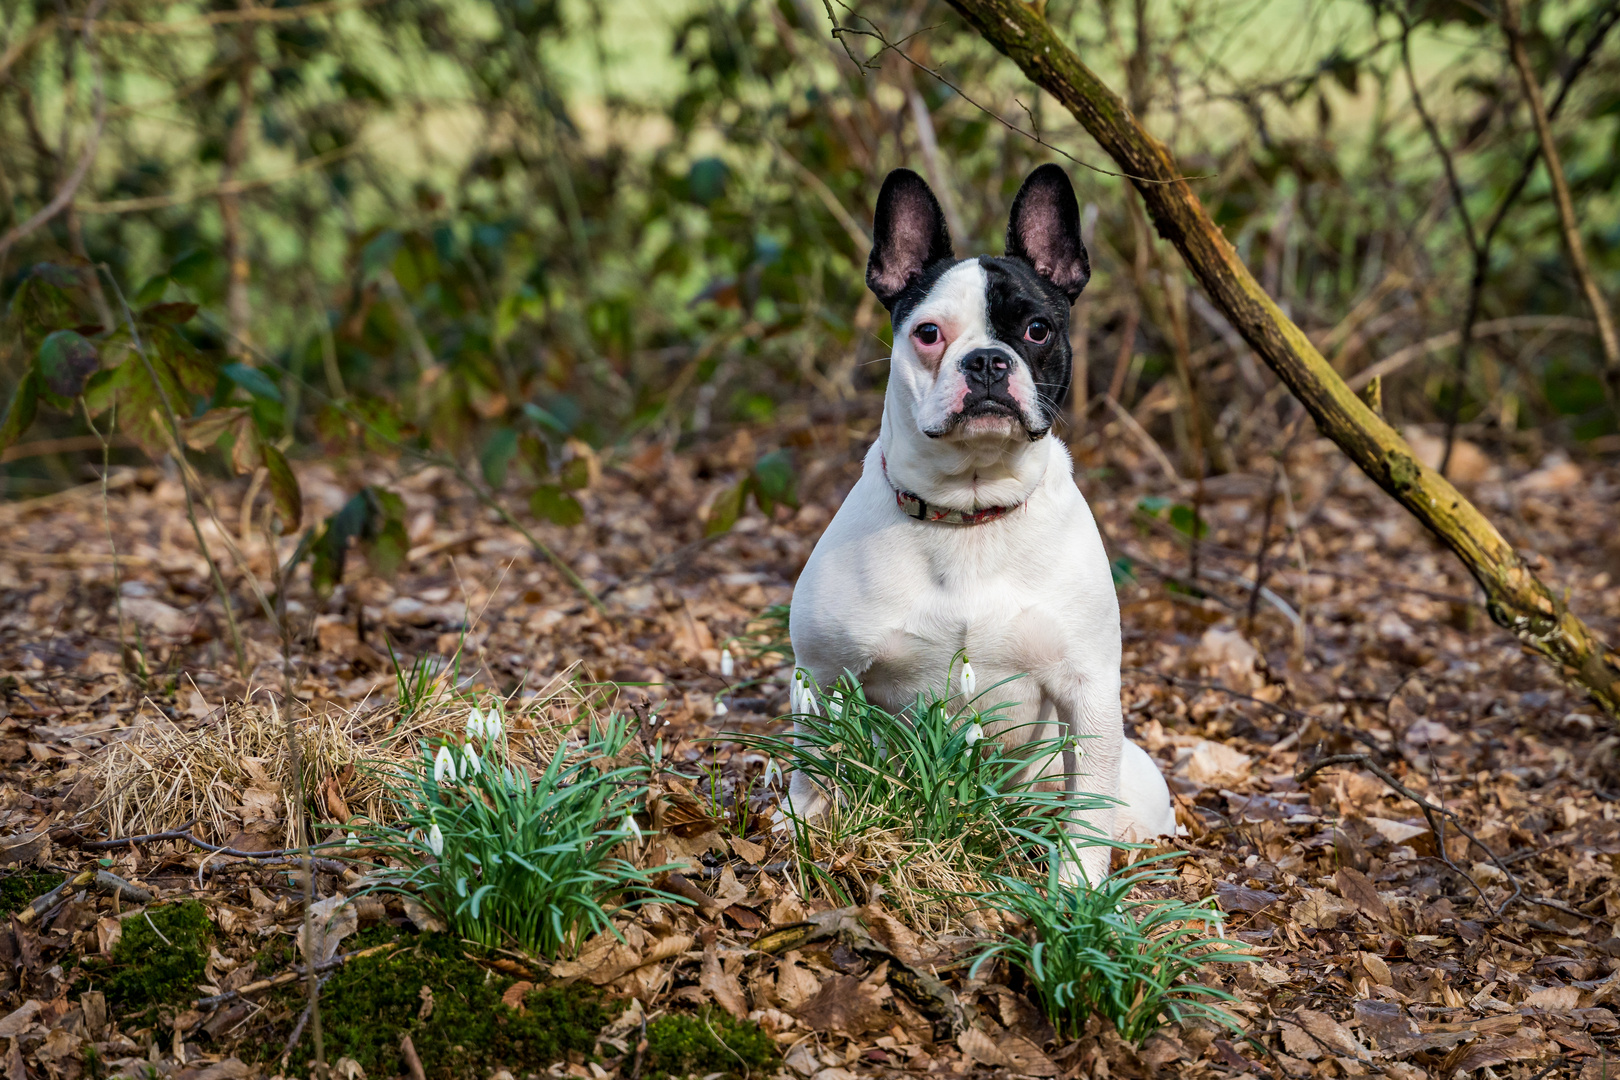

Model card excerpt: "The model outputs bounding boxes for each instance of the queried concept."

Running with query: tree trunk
[945,0,1620,718]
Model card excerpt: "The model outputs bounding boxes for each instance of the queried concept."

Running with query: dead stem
[97,266,250,676]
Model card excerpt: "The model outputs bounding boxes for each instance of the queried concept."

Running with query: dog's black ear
[867,169,953,310]
[1006,164,1090,303]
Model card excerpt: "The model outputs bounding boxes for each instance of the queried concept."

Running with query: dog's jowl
[787,164,1175,885]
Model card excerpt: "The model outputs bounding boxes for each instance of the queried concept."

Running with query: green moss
[286,932,608,1079]
[79,900,213,1014]
[643,1008,778,1080]
[0,871,64,915]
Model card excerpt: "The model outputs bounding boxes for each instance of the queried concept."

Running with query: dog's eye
[913,323,941,346]
[1025,320,1051,344]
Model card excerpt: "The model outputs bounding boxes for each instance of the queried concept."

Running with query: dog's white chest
[789,442,1119,715]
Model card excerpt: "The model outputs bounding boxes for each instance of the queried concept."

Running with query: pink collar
[880,453,1024,526]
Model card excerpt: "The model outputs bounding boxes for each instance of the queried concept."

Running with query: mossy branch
[943,0,1620,718]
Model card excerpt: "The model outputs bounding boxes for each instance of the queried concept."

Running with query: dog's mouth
[931,396,1047,439]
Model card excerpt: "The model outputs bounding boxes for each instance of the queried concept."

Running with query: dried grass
[791,815,1013,937]
[90,666,596,849]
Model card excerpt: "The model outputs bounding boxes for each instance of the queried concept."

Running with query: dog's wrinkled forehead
[893,256,1071,344]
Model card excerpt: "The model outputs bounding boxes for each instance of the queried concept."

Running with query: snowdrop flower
[720,647,735,679]
[433,745,455,785]
[624,813,643,841]
[714,699,729,717]
[345,831,359,847]
[792,672,819,716]
[483,705,504,744]
[965,723,984,748]
[465,707,486,742]
[960,660,977,701]
[462,743,482,778]
[762,758,782,788]
[427,822,444,857]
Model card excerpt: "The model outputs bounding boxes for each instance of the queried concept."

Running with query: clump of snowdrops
[368,701,670,958]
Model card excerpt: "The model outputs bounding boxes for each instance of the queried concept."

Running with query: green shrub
[367,709,674,958]
[643,1008,778,1080]
[972,855,1250,1042]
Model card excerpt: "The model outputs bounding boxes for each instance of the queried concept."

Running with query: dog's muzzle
[952,348,1046,438]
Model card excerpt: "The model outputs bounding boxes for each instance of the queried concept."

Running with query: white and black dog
[786,164,1176,885]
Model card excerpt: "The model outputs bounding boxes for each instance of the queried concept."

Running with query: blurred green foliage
[1,0,1616,530]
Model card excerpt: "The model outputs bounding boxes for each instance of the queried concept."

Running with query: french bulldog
[786,164,1176,884]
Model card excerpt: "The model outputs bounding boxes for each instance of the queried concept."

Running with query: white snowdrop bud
[714,699,729,716]
[433,745,454,785]
[462,743,482,778]
[483,707,503,743]
[427,822,444,857]
[721,647,735,678]
[624,813,643,841]
[465,708,486,741]
[345,831,359,847]
[960,661,977,701]
[965,723,984,748]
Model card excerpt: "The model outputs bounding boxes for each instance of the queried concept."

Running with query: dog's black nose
[961,348,1013,387]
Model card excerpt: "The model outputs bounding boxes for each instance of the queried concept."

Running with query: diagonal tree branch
[942,0,1620,718]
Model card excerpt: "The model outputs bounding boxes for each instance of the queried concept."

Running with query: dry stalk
[82,396,146,682]
[97,266,249,675]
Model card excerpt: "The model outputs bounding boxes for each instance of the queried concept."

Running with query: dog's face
[867,165,1090,445]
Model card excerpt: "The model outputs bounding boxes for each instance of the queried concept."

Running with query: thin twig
[66,0,384,34]
[1295,752,1520,917]
[80,142,362,214]
[196,943,397,1009]
[98,268,251,675]
[818,0,1197,186]
[1399,21,1483,478]
[1501,0,1620,408]
[1245,465,1280,635]
[81,825,348,861]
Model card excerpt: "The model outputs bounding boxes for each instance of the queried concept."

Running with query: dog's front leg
[1050,679,1125,887]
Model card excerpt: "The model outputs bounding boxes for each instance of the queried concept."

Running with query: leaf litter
[0,416,1617,1078]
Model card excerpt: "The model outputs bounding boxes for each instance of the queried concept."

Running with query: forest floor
[2,404,1620,1080]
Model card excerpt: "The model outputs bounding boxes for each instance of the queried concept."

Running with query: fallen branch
[14,868,153,926]
[195,942,398,1010]
[942,0,1620,718]
[82,825,349,867]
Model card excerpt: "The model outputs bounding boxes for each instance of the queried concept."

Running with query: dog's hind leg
[1115,739,1176,842]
